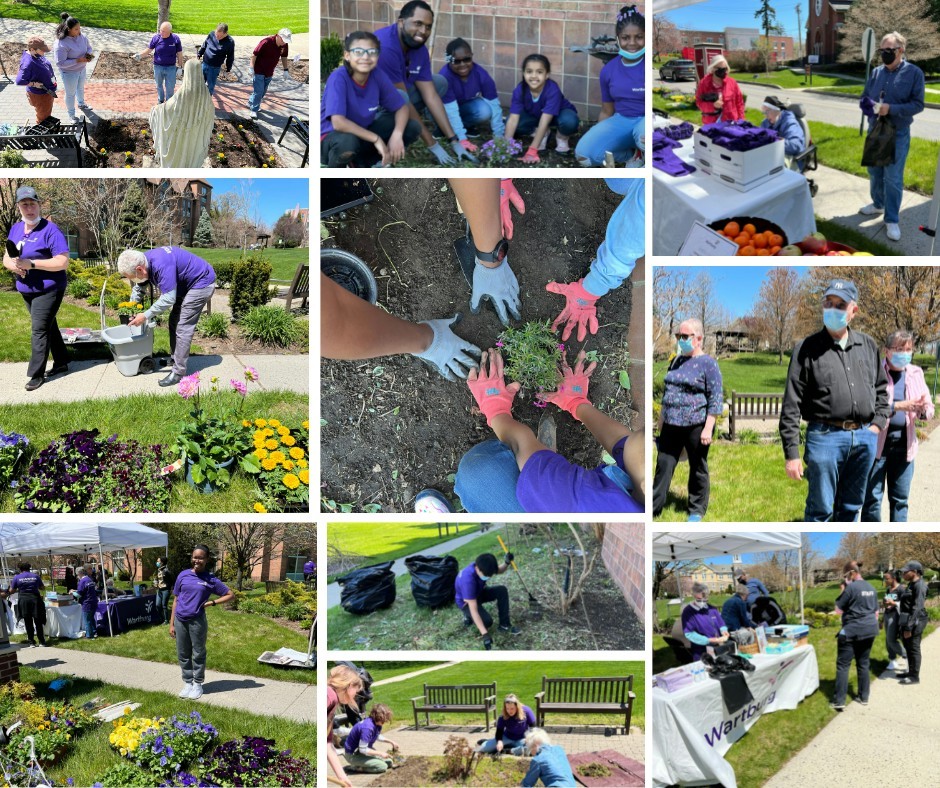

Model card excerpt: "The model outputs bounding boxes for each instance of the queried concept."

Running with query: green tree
[118,180,148,249]
[193,208,214,247]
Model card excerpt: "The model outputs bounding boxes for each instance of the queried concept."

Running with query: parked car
[659,59,696,81]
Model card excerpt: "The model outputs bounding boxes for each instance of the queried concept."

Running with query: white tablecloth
[651,645,819,788]
[12,602,83,639]
[653,137,817,255]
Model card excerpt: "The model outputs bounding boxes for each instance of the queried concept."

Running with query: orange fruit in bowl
[770,245,782,255]
[734,234,749,247]
[740,245,756,256]
[752,234,768,249]
[756,248,770,256]
[769,233,783,247]
[743,223,757,236]
[724,221,741,237]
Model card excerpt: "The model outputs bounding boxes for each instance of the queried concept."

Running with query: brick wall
[599,524,645,623]
[0,652,20,686]
[321,1,646,121]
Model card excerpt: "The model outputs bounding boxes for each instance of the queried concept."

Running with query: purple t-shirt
[509,78,575,118]
[10,571,44,597]
[15,51,57,94]
[320,66,405,136]
[375,24,431,88]
[303,561,316,574]
[496,705,535,741]
[345,717,381,753]
[439,63,498,104]
[172,569,229,621]
[599,57,644,118]
[77,575,98,612]
[144,246,216,295]
[681,604,727,660]
[454,563,486,610]
[7,219,69,295]
[516,436,642,513]
[149,32,182,66]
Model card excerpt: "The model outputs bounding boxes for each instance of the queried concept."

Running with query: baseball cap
[277,28,292,43]
[900,561,923,574]
[15,186,39,203]
[761,96,787,112]
[823,279,858,304]
[25,36,50,52]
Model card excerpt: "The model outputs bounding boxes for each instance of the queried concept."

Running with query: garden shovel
[497,534,540,617]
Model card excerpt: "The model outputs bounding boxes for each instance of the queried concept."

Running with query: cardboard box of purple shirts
[694,131,785,192]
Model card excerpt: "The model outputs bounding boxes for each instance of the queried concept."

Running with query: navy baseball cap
[900,561,923,574]
[823,279,858,304]
[15,186,39,203]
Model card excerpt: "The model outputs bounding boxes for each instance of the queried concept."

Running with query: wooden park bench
[284,262,308,311]
[534,675,635,732]
[411,682,498,731]
[728,390,785,441]
[436,524,461,538]
[0,117,90,168]
[277,115,309,168]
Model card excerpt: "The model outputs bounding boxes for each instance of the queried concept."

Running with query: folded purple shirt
[698,120,779,152]
[652,130,696,177]
[659,121,695,141]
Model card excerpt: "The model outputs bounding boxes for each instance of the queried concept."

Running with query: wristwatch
[474,239,509,265]
[29,261,35,269]
[448,135,459,144]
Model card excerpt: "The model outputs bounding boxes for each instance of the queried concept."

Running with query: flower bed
[242,418,310,513]
[237,580,314,628]
[0,429,28,490]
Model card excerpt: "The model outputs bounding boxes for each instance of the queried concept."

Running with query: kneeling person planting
[344,704,399,773]
[455,552,520,649]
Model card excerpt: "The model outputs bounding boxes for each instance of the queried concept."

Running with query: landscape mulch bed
[86,117,281,167]
[320,178,637,513]
[368,754,531,787]
[92,51,308,84]
[0,41,24,80]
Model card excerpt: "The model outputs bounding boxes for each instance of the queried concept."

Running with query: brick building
[807,0,853,64]
[597,523,645,623]
[677,29,725,49]
[320,0,645,121]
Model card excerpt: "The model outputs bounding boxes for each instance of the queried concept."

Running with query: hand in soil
[467,348,520,425]
[543,349,596,419]
[546,278,600,341]
[470,261,521,325]
[414,314,482,381]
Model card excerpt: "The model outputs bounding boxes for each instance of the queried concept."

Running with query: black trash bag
[750,596,787,627]
[338,561,396,615]
[861,116,896,167]
[405,554,458,608]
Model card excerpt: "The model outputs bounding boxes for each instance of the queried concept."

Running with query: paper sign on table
[678,221,739,256]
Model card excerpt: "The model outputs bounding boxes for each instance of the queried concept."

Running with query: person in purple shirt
[53,13,94,124]
[343,704,399,773]
[134,22,184,103]
[2,186,71,392]
[450,348,644,514]
[373,0,474,165]
[505,54,579,164]
[303,559,316,583]
[478,694,536,754]
[681,583,729,661]
[73,566,99,640]
[576,6,646,167]
[169,544,234,701]
[438,38,505,151]
[15,36,58,125]
[117,246,216,387]
[454,552,519,649]
[5,562,47,648]
[321,31,421,167]
[653,318,724,522]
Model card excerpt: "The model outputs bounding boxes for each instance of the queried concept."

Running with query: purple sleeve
[705,358,724,415]
[479,67,499,101]
[509,84,523,115]
[517,450,643,513]
[376,70,405,112]
[47,223,69,257]
[149,34,159,50]
[322,70,348,118]
[541,81,562,116]
[174,35,183,54]
[600,65,613,104]
[414,46,432,82]
[438,67,458,104]
[211,576,230,596]
[525,706,536,726]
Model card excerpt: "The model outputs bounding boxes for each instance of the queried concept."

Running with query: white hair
[525,727,551,751]
[680,318,704,337]
[707,55,729,75]
[117,249,148,277]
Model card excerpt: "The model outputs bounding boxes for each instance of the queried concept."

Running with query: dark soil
[86,117,280,167]
[320,178,638,513]
[288,59,309,84]
[0,42,23,81]
[368,754,530,787]
[91,52,199,80]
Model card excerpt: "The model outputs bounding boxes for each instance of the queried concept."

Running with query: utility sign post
[860,27,876,135]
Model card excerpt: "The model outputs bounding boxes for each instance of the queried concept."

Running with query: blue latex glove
[413,314,481,381]
[453,143,477,164]
[471,261,521,325]
[428,142,455,165]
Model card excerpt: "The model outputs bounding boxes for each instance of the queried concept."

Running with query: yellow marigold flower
[299,469,309,484]
[268,419,281,427]
[264,439,278,450]
[277,426,290,436]
[282,474,300,490]
[262,458,278,471]
[270,450,286,463]
[302,420,309,429]
[263,427,274,437]
[281,435,296,446]
[254,418,267,428]
[297,459,308,469]
[281,460,294,471]
[253,429,264,440]
[253,502,267,513]
[242,419,251,428]
[289,447,304,460]
[254,448,268,459]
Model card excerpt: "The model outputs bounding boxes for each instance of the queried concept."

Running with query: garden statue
[149,59,214,167]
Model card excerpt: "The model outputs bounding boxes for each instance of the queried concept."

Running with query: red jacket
[695,74,745,125]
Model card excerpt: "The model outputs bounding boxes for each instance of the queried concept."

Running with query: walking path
[371,662,460,686]
[766,630,937,783]
[327,526,506,609]
[15,643,315,723]
[904,427,940,522]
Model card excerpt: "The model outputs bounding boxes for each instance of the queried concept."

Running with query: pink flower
[557,344,565,351]
[230,379,247,397]
[495,341,504,348]
[533,399,548,408]
[177,373,200,399]
[244,366,259,382]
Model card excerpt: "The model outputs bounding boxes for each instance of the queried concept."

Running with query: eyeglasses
[451,57,473,65]
[347,47,379,57]
[822,300,848,310]
[879,47,899,55]
[675,333,695,340]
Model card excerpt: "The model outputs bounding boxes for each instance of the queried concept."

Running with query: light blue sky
[670,265,809,319]
[658,1,806,53]
[210,179,308,228]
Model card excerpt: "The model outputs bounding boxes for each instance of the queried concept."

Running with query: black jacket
[900,577,928,634]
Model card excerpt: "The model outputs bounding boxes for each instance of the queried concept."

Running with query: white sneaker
[555,135,570,154]
[249,111,258,120]
[886,222,901,241]
[178,683,194,698]
[189,683,204,700]
[859,203,883,216]
[887,660,897,671]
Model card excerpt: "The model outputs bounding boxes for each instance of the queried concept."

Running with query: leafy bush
[321,33,344,77]
[86,439,171,513]
[197,312,230,339]
[0,150,28,168]
[66,277,92,299]
[737,428,761,445]
[94,762,155,787]
[212,259,236,288]
[228,254,272,319]
[239,306,299,346]
[498,320,562,395]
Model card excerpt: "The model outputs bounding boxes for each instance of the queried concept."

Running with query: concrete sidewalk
[14,643,315,723]
[372,662,459,686]
[766,630,938,784]
[0,352,309,405]
[904,426,940,522]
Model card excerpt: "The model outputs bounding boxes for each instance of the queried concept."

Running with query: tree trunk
[158,0,171,27]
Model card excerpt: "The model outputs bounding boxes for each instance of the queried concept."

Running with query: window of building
[285,553,310,582]
[64,227,79,258]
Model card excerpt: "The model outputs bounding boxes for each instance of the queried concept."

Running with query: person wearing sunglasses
[438,37,505,153]
[321,31,421,167]
[653,318,723,522]
[779,279,890,521]
[858,32,925,242]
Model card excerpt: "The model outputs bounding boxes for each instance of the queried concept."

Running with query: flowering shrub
[479,137,523,167]
[238,581,314,622]
[110,715,165,757]
[12,429,105,512]
[6,695,99,764]
[0,430,28,490]
[133,712,218,777]
[497,320,563,396]
[203,736,314,787]
[242,418,309,512]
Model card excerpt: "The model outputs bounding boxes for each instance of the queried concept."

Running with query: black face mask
[880,49,897,66]
[714,68,728,78]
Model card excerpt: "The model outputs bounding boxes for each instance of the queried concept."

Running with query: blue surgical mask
[890,352,912,369]
[823,308,849,331]
[479,574,490,582]
[677,338,694,354]
[619,47,645,60]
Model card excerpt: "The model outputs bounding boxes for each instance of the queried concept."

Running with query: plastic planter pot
[321,248,378,304]
[185,457,235,494]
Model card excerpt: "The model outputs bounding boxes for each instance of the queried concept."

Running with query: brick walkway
[341,724,645,786]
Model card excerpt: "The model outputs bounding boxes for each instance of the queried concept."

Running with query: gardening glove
[428,142,456,165]
[453,142,477,163]
[499,179,525,240]
[546,278,600,342]
[413,314,481,382]
[459,139,479,154]
[521,146,540,164]
[483,635,493,650]
[544,349,596,421]
[504,552,515,563]
[132,53,141,61]
[471,261,521,326]
[467,348,520,425]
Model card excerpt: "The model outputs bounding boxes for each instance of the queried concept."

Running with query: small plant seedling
[479,137,523,167]
[497,320,562,396]
[583,349,601,363]
[578,762,612,778]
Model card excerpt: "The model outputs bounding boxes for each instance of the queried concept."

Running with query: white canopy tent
[0,524,38,580]
[654,0,709,13]
[1,523,169,637]
[653,531,804,624]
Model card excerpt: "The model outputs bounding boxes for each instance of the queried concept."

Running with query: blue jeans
[515,107,579,138]
[154,64,177,103]
[202,63,221,96]
[454,440,526,513]
[862,436,914,522]
[575,113,644,166]
[248,73,272,112]
[867,125,911,223]
[460,97,492,131]
[156,588,171,623]
[81,609,96,639]
[479,737,525,754]
[803,423,878,522]
[58,68,87,116]
[403,75,448,115]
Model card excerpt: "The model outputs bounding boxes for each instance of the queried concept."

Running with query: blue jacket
[862,60,925,131]
[583,179,644,298]
[721,594,755,631]
[760,110,805,158]
[742,577,768,606]
[198,31,235,70]
[521,744,576,787]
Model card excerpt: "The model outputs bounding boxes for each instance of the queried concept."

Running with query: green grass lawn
[183,247,309,283]
[333,660,645,731]
[17,666,315,787]
[653,625,936,786]
[0,390,309,513]
[32,606,314,684]
[0,0,308,35]
[732,70,862,90]
[654,351,790,398]
[655,582,846,624]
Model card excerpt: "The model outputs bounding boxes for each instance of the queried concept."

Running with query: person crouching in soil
[343,703,400,773]
[455,552,520,650]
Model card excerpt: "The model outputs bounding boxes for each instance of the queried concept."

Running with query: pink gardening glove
[546,278,600,341]
[521,147,540,164]
[467,348,520,426]
[459,139,478,154]
[544,349,596,421]
[499,179,525,240]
